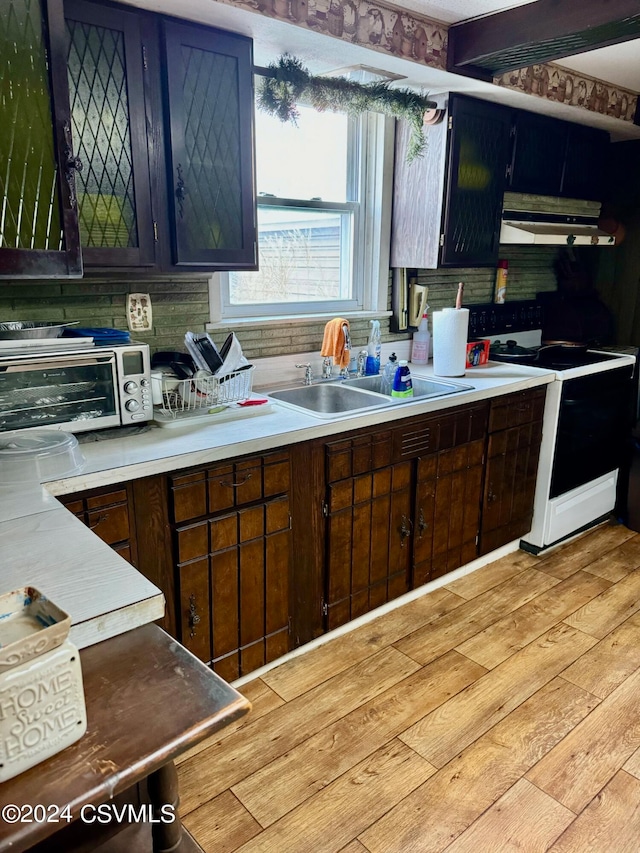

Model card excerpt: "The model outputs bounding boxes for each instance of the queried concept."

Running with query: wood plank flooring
[178,521,640,852]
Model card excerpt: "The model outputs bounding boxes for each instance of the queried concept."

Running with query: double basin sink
[268,374,472,419]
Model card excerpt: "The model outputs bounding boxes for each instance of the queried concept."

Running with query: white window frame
[209,110,394,326]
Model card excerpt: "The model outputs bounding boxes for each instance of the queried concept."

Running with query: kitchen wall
[0,246,559,356]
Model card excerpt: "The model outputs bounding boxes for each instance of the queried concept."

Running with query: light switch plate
[127,293,152,332]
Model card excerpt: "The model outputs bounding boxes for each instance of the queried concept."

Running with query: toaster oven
[0,341,152,433]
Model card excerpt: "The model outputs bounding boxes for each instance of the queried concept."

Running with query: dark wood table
[0,624,251,853]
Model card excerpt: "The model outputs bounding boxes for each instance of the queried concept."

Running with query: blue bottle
[391,360,413,398]
[365,320,381,375]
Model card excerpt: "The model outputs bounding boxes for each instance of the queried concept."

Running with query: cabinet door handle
[418,509,428,537]
[487,488,497,504]
[219,472,252,489]
[400,514,412,547]
[175,163,187,218]
[62,120,83,210]
[88,513,108,529]
[188,593,201,637]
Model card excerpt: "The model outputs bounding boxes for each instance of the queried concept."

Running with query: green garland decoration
[257,55,436,161]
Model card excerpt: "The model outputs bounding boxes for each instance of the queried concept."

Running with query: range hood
[500,192,617,247]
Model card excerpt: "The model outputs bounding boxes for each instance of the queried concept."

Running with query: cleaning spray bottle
[365,320,381,375]
[411,305,430,364]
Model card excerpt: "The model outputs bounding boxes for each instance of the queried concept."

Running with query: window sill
[208,310,392,331]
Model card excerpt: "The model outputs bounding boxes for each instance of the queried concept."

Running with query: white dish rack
[152,366,255,422]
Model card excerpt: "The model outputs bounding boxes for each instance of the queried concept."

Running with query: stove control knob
[124,380,138,394]
[125,399,140,412]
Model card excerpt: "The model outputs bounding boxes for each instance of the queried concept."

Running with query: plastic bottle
[365,319,381,375]
[411,307,430,364]
[494,259,508,304]
[391,360,413,398]
[381,352,398,395]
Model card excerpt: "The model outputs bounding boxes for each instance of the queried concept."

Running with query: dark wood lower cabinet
[60,388,547,681]
[325,462,411,631]
[173,463,293,681]
[479,390,545,555]
[60,483,138,566]
[431,438,485,581]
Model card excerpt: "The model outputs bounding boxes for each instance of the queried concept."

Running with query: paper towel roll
[432,308,469,377]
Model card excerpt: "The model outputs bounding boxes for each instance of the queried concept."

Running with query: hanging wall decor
[257,55,441,161]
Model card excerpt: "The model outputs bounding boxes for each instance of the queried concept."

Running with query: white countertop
[0,360,555,650]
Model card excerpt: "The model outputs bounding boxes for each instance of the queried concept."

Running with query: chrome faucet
[321,357,333,380]
[356,349,368,377]
[295,362,313,385]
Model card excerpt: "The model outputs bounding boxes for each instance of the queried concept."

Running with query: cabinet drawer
[61,485,132,547]
[169,451,291,523]
[87,503,130,546]
[326,431,392,483]
[489,388,546,433]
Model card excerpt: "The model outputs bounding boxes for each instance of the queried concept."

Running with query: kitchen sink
[267,383,389,417]
[342,375,473,400]
[267,374,473,418]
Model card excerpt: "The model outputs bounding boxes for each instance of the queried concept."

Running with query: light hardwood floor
[177,520,640,852]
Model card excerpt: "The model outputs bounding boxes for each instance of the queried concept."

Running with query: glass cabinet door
[162,21,257,269]
[64,0,155,267]
[0,0,81,278]
[440,95,511,268]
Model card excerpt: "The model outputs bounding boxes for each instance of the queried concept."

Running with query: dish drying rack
[153,367,255,423]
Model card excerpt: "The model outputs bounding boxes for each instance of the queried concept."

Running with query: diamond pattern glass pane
[66,17,137,248]
[179,46,242,252]
[0,0,63,250]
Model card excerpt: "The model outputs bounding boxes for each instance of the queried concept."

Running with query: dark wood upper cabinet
[508,111,567,196]
[58,0,256,273]
[508,111,608,201]
[561,124,608,201]
[0,0,82,279]
[64,0,155,267]
[162,21,257,270]
[440,94,512,267]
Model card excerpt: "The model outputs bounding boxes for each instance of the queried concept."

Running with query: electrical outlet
[127,293,152,332]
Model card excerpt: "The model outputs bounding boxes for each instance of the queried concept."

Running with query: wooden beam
[448,0,640,77]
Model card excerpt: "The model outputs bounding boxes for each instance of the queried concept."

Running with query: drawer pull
[219,472,252,489]
[88,513,108,529]
[188,594,201,637]
[400,514,412,547]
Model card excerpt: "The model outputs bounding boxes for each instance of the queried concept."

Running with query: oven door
[550,364,634,499]
[0,351,121,433]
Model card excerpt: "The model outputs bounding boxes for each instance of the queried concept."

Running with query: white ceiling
[121,0,640,139]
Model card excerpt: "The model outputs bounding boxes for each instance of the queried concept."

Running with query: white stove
[485,327,636,552]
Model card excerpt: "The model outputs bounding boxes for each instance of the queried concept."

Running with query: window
[212,99,393,323]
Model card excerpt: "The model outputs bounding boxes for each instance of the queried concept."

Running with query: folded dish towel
[321,318,351,369]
